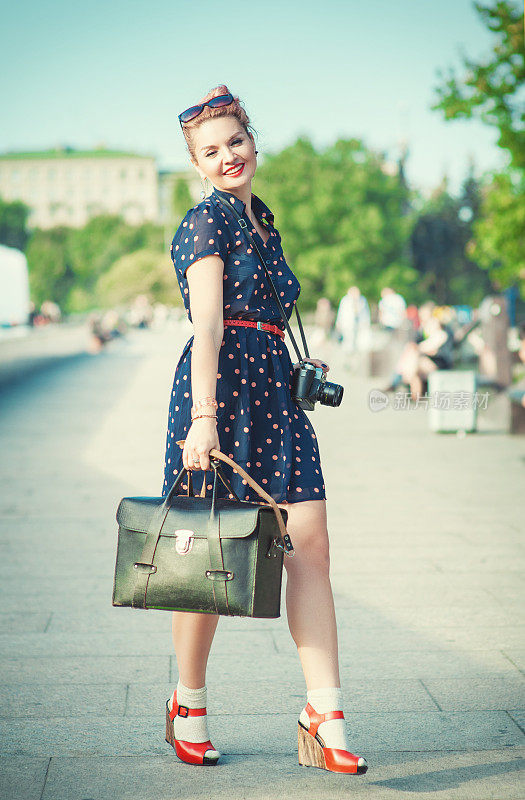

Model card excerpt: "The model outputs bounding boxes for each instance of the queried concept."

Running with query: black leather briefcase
[112,446,294,618]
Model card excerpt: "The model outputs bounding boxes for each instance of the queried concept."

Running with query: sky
[0,0,508,196]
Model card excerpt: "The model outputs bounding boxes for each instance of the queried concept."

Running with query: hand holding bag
[112,445,295,618]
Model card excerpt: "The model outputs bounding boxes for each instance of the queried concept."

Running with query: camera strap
[214,193,310,363]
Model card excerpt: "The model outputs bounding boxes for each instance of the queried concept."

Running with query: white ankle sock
[168,680,220,757]
[299,686,349,751]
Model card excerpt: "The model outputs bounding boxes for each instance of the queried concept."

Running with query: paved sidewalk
[0,322,523,800]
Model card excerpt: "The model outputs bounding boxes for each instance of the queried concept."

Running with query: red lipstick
[224,163,244,177]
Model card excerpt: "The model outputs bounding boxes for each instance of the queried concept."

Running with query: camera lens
[319,381,344,407]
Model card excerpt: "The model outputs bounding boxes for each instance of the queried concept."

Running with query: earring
[200,177,207,199]
[255,150,259,155]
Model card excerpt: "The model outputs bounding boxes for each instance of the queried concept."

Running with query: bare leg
[399,342,420,386]
[411,355,438,400]
[277,498,341,690]
[171,611,220,688]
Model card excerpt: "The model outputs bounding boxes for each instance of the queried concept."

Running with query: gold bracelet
[192,414,217,420]
[192,396,218,410]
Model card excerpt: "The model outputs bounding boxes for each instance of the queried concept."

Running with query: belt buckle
[256,321,262,331]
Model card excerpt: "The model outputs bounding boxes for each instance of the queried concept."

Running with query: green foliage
[25,226,76,308]
[25,215,166,312]
[470,170,525,297]
[66,215,164,290]
[432,1,524,294]
[253,137,415,309]
[410,171,494,306]
[0,197,31,251]
[95,248,182,308]
[172,177,194,220]
[432,1,524,170]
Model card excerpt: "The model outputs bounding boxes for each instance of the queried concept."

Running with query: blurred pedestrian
[378,287,406,331]
[335,286,371,362]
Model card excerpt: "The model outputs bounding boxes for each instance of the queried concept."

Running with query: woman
[162,85,367,775]
[384,302,455,399]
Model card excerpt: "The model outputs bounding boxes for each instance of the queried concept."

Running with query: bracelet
[192,396,218,411]
[192,414,217,420]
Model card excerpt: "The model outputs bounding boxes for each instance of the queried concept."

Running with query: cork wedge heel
[165,692,220,766]
[297,703,368,775]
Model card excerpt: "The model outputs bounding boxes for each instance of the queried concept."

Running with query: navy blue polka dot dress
[161,185,326,504]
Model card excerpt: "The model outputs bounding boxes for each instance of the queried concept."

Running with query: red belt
[223,318,285,341]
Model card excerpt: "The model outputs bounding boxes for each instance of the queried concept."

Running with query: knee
[287,529,331,573]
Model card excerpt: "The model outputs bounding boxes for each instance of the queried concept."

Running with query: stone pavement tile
[487,587,525,608]
[0,492,124,517]
[332,584,496,609]
[47,608,174,633]
[0,656,169,685]
[503,650,525,672]
[0,594,113,613]
[3,547,115,577]
[1,711,523,757]
[432,555,525,574]
[422,676,525,711]
[272,624,525,654]
[0,683,127,718]
[448,573,525,592]
[127,677,437,716]
[176,651,306,685]
[0,577,114,613]
[46,608,288,634]
[36,750,525,800]
[35,749,525,800]
[507,710,525,732]
[0,576,112,597]
[0,517,114,539]
[335,649,522,679]
[0,612,51,633]
[0,629,276,658]
[334,604,519,629]
[0,757,49,800]
[420,626,525,651]
[193,647,523,683]
[329,553,439,575]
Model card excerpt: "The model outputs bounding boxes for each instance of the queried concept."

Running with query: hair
[180,84,257,163]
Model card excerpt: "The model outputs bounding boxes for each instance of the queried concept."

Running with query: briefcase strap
[205,464,231,614]
[131,446,294,609]
[176,444,292,550]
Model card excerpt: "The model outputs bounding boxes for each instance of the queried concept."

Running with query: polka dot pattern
[162,186,326,504]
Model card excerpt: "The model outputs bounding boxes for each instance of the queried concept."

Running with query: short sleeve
[171,203,231,281]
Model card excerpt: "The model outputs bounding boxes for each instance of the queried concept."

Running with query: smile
[224,163,245,176]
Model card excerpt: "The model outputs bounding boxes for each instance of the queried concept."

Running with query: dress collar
[210,185,275,226]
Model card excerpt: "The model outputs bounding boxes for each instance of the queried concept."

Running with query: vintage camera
[291,361,344,411]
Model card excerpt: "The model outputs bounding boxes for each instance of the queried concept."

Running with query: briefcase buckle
[133,562,157,574]
[175,529,194,555]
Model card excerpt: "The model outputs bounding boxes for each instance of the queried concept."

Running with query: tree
[26,215,166,312]
[0,198,31,251]
[172,177,194,220]
[410,170,494,306]
[253,137,416,309]
[432,1,524,170]
[432,1,525,297]
[95,248,181,308]
[469,171,525,291]
[25,227,75,308]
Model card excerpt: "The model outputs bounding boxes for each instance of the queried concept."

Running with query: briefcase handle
[176,441,294,556]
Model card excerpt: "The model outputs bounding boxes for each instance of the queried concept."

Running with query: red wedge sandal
[165,689,220,766]
[298,702,368,774]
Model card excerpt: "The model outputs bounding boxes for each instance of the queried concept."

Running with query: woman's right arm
[181,254,224,473]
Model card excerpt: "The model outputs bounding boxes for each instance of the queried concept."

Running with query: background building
[0,147,159,229]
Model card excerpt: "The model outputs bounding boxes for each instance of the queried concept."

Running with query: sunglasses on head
[178,93,234,127]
